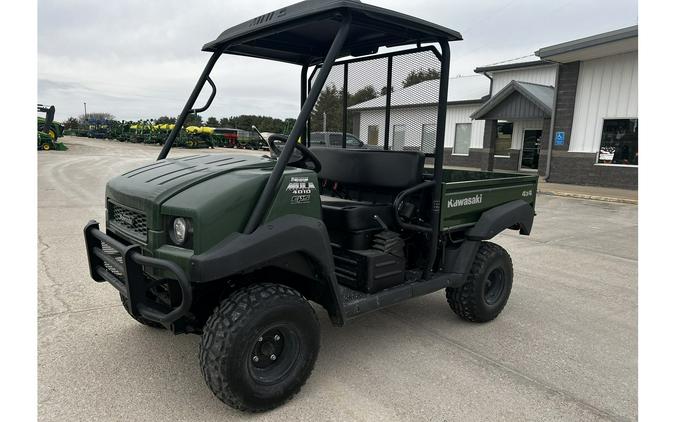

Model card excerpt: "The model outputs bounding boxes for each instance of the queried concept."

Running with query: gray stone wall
[551,62,579,153]
[547,151,638,189]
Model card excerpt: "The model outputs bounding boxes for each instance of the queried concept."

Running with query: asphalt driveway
[38,137,637,421]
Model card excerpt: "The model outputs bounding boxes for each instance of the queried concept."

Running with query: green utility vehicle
[84,0,537,413]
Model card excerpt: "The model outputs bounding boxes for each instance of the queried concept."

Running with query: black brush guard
[84,221,192,328]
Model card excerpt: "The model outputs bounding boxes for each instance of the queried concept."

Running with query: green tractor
[109,120,131,142]
[37,104,66,151]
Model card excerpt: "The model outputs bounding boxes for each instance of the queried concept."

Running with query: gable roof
[203,0,462,65]
[471,81,554,120]
[348,75,490,111]
[534,25,638,59]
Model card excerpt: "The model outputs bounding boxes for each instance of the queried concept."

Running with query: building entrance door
[521,129,542,170]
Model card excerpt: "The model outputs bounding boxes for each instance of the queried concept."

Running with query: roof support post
[383,56,393,150]
[423,41,451,280]
[243,15,352,234]
[342,62,349,148]
[157,51,222,160]
[301,64,308,145]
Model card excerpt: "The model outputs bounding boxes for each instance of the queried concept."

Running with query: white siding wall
[490,65,558,94]
[569,51,638,153]
[446,104,485,150]
[356,103,484,150]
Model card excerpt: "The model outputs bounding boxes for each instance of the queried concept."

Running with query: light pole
[83,102,87,122]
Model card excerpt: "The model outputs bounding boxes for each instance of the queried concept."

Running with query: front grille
[108,201,148,242]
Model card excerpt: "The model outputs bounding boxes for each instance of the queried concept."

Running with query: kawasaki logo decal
[118,214,135,226]
[287,177,316,204]
[447,194,482,208]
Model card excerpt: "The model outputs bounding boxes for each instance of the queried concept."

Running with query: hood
[106,154,275,227]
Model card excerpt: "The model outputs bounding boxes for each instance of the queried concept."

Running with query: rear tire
[445,242,513,322]
[120,294,164,329]
[199,283,320,412]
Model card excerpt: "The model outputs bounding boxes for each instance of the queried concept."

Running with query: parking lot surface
[38,137,637,421]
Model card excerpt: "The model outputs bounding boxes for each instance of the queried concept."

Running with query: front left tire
[199,283,320,412]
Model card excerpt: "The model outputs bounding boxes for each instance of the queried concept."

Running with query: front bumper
[83,220,192,328]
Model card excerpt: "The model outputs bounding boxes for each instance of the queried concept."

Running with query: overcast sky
[38,0,637,122]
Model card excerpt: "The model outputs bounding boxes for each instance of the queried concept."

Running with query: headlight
[171,217,188,245]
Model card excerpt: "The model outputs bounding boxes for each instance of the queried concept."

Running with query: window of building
[393,124,406,150]
[453,123,471,155]
[421,124,436,154]
[597,119,638,165]
[367,125,379,146]
[495,121,513,156]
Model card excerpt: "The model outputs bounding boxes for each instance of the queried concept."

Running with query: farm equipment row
[67,120,267,150]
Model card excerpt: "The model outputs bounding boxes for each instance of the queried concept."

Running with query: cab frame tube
[157,51,222,160]
[424,41,451,279]
[243,15,352,234]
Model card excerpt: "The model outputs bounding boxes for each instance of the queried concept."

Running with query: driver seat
[311,147,425,235]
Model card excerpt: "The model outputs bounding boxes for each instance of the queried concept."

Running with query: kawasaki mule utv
[84,0,537,412]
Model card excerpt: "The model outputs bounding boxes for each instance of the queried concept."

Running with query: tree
[64,117,80,130]
[282,118,296,134]
[183,114,203,127]
[380,85,394,96]
[79,112,115,123]
[155,116,176,124]
[402,68,440,88]
[206,117,219,127]
[310,83,380,133]
[349,85,378,106]
[310,83,343,132]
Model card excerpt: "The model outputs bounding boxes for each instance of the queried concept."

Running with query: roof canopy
[202,0,462,65]
[471,81,554,120]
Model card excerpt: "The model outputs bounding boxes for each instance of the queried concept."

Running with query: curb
[537,189,637,205]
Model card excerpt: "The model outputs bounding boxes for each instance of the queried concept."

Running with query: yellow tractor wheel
[42,143,51,151]
[49,129,57,141]
[186,140,195,148]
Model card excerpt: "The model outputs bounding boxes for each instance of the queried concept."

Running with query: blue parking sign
[555,131,565,145]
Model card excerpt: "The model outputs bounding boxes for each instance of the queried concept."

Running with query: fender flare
[189,214,345,324]
[466,199,534,240]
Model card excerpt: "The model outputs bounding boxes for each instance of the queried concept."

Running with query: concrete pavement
[38,137,637,421]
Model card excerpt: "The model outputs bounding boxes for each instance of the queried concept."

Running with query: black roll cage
[156,13,451,279]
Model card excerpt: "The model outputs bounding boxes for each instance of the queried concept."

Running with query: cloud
[38,0,637,122]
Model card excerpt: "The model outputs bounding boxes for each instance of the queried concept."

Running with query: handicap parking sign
[555,131,565,145]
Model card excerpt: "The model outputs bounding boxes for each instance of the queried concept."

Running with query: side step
[338,272,455,321]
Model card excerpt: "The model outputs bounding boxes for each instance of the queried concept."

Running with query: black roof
[202,0,462,65]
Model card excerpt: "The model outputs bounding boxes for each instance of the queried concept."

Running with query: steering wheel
[267,134,322,173]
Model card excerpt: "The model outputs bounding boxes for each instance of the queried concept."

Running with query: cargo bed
[440,169,538,232]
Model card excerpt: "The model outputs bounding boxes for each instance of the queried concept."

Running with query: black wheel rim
[483,267,506,305]
[247,325,301,385]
